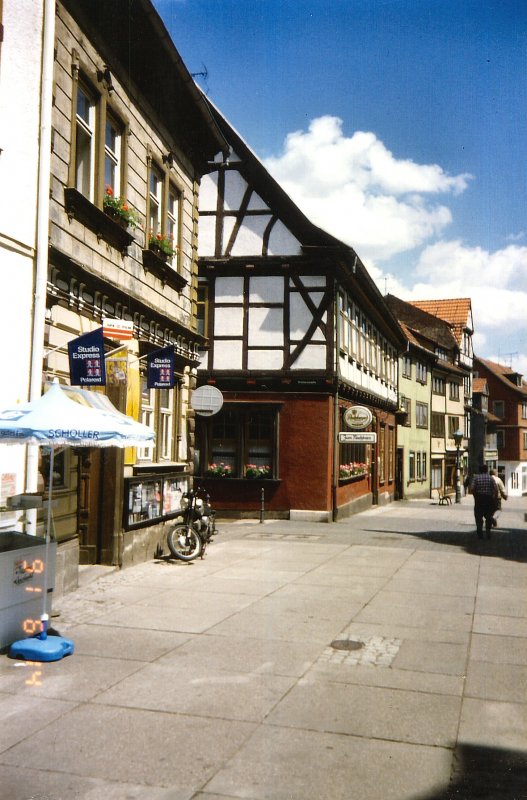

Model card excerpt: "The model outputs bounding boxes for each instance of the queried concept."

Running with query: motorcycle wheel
[167,524,202,561]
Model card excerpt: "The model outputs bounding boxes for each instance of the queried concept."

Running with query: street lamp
[453,428,464,504]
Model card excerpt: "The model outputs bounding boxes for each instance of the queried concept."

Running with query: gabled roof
[472,377,488,395]
[475,357,527,398]
[409,298,473,345]
[385,295,458,352]
[200,96,406,348]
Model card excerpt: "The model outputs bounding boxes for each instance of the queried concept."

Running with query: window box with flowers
[142,231,187,291]
[64,187,135,254]
[245,464,271,479]
[204,463,233,478]
[339,462,369,482]
[103,186,141,230]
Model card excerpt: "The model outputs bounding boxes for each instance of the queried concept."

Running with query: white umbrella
[0,380,155,660]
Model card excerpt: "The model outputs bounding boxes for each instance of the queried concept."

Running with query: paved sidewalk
[1,496,526,799]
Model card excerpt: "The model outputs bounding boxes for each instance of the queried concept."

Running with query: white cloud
[264,115,471,261]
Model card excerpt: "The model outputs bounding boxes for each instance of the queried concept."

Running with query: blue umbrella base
[9,635,74,662]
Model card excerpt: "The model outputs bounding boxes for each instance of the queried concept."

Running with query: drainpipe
[26,0,55,534]
[332,280,339,521]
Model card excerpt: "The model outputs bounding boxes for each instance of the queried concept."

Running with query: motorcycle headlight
[195,498,204,511]
[180,496,189,510]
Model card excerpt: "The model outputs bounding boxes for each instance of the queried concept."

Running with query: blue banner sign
[68,329,106,386]
[147,346,175,389]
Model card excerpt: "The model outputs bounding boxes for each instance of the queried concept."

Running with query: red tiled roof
[409,298,472,344]
[475,357,527,397]
[472,377,488,393]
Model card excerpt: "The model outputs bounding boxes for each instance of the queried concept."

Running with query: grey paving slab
[157,633,321,677]
[304,659,464,695]
[473,613,527,638]
[0,765,175,800]
[459,697,527,752]
[475,585,527,617]
[0,693,77,753]
[204,566,304,585]
[370,589,475,614]
[0,704,256,792]
[265,680,461,746]
[0,652,144,701]
[465,660,527,703]
[93,660,296,722]
[62,622,192,661]
[91,600,245,634]
[177,575,291,596]
[204,724,453,800]
[293,567,391,586]
[354,599,474,632]
[392,639,468,675]
[343,620,470,645]
[135,587,257,614]
[470,633,527,665]
[384,570,479,597]
[206,605,363,644]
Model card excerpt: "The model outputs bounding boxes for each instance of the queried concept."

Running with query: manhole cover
[330,639,364,651]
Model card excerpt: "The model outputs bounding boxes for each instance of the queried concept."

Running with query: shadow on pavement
[366,527,527,563]
[413,743,527,800]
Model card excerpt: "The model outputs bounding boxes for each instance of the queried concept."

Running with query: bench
[436,489,454,505]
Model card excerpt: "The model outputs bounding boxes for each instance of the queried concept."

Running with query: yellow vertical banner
[125,356,141,465]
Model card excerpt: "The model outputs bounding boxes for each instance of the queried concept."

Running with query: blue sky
[154,0,527,371]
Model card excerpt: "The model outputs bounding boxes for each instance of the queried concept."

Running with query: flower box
[64,188,134,254]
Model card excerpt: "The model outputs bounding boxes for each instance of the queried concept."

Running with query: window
[402,397,411,427]
[449,382,460,401]
[388,426,394,481]
[402,355,412,378]
[75,83,96,200]
[196,284,209,337]
[104,113,122,197]
[416,361,427,383]
[416,402,428,428]
[448,416,460,438]
[511,472,519,490]
[409,451,415,481]
[523,431,527,450]
[149,164,163,237]
[138,374,180,463]
[497,429,505,449]
[379,425,385,482]
[522,402,527,419]
[432,376,445,395]
[431,413,445,437]
[493,400,504,418]
[199,406,277,478]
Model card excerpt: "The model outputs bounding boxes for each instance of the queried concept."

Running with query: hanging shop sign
[68,328,106,386]
[102,318,134,341]
[343,405,373,430]
[191,385,224,416]
[147,346,175,389]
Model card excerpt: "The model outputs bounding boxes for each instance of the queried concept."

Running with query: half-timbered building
[196,103,406,520]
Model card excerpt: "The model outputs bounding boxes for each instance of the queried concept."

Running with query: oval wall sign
[343,405,373,430]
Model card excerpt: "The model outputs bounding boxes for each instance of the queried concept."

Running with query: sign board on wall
[343,406,373,430]
[339,432,377,444]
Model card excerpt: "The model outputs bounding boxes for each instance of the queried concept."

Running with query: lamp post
[453,428,463,504]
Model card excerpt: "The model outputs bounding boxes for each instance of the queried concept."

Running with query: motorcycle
[166,486,217,562]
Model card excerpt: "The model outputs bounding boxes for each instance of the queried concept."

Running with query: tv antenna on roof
[498,351,519,367]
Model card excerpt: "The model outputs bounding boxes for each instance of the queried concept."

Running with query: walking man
[471,465,499,539]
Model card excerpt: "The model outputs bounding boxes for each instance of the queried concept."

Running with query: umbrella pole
[40,446,54,638]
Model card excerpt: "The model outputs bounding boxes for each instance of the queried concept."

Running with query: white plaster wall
[197,216,216,256]
[293,276,326,288]
[290,294,325,341]
[215,276,244,302]
[249,276,284,303]
[214,340,243,370]
[199,172,218,212]
[247,350,284,370]
[230,216,271,256]
[267,221,302,256]
[0,1,42,245]
[290,344,326,370]
[224,171,249,210]
[248,307,284,346]
[247,191,268,211]
[215,306,244,337]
